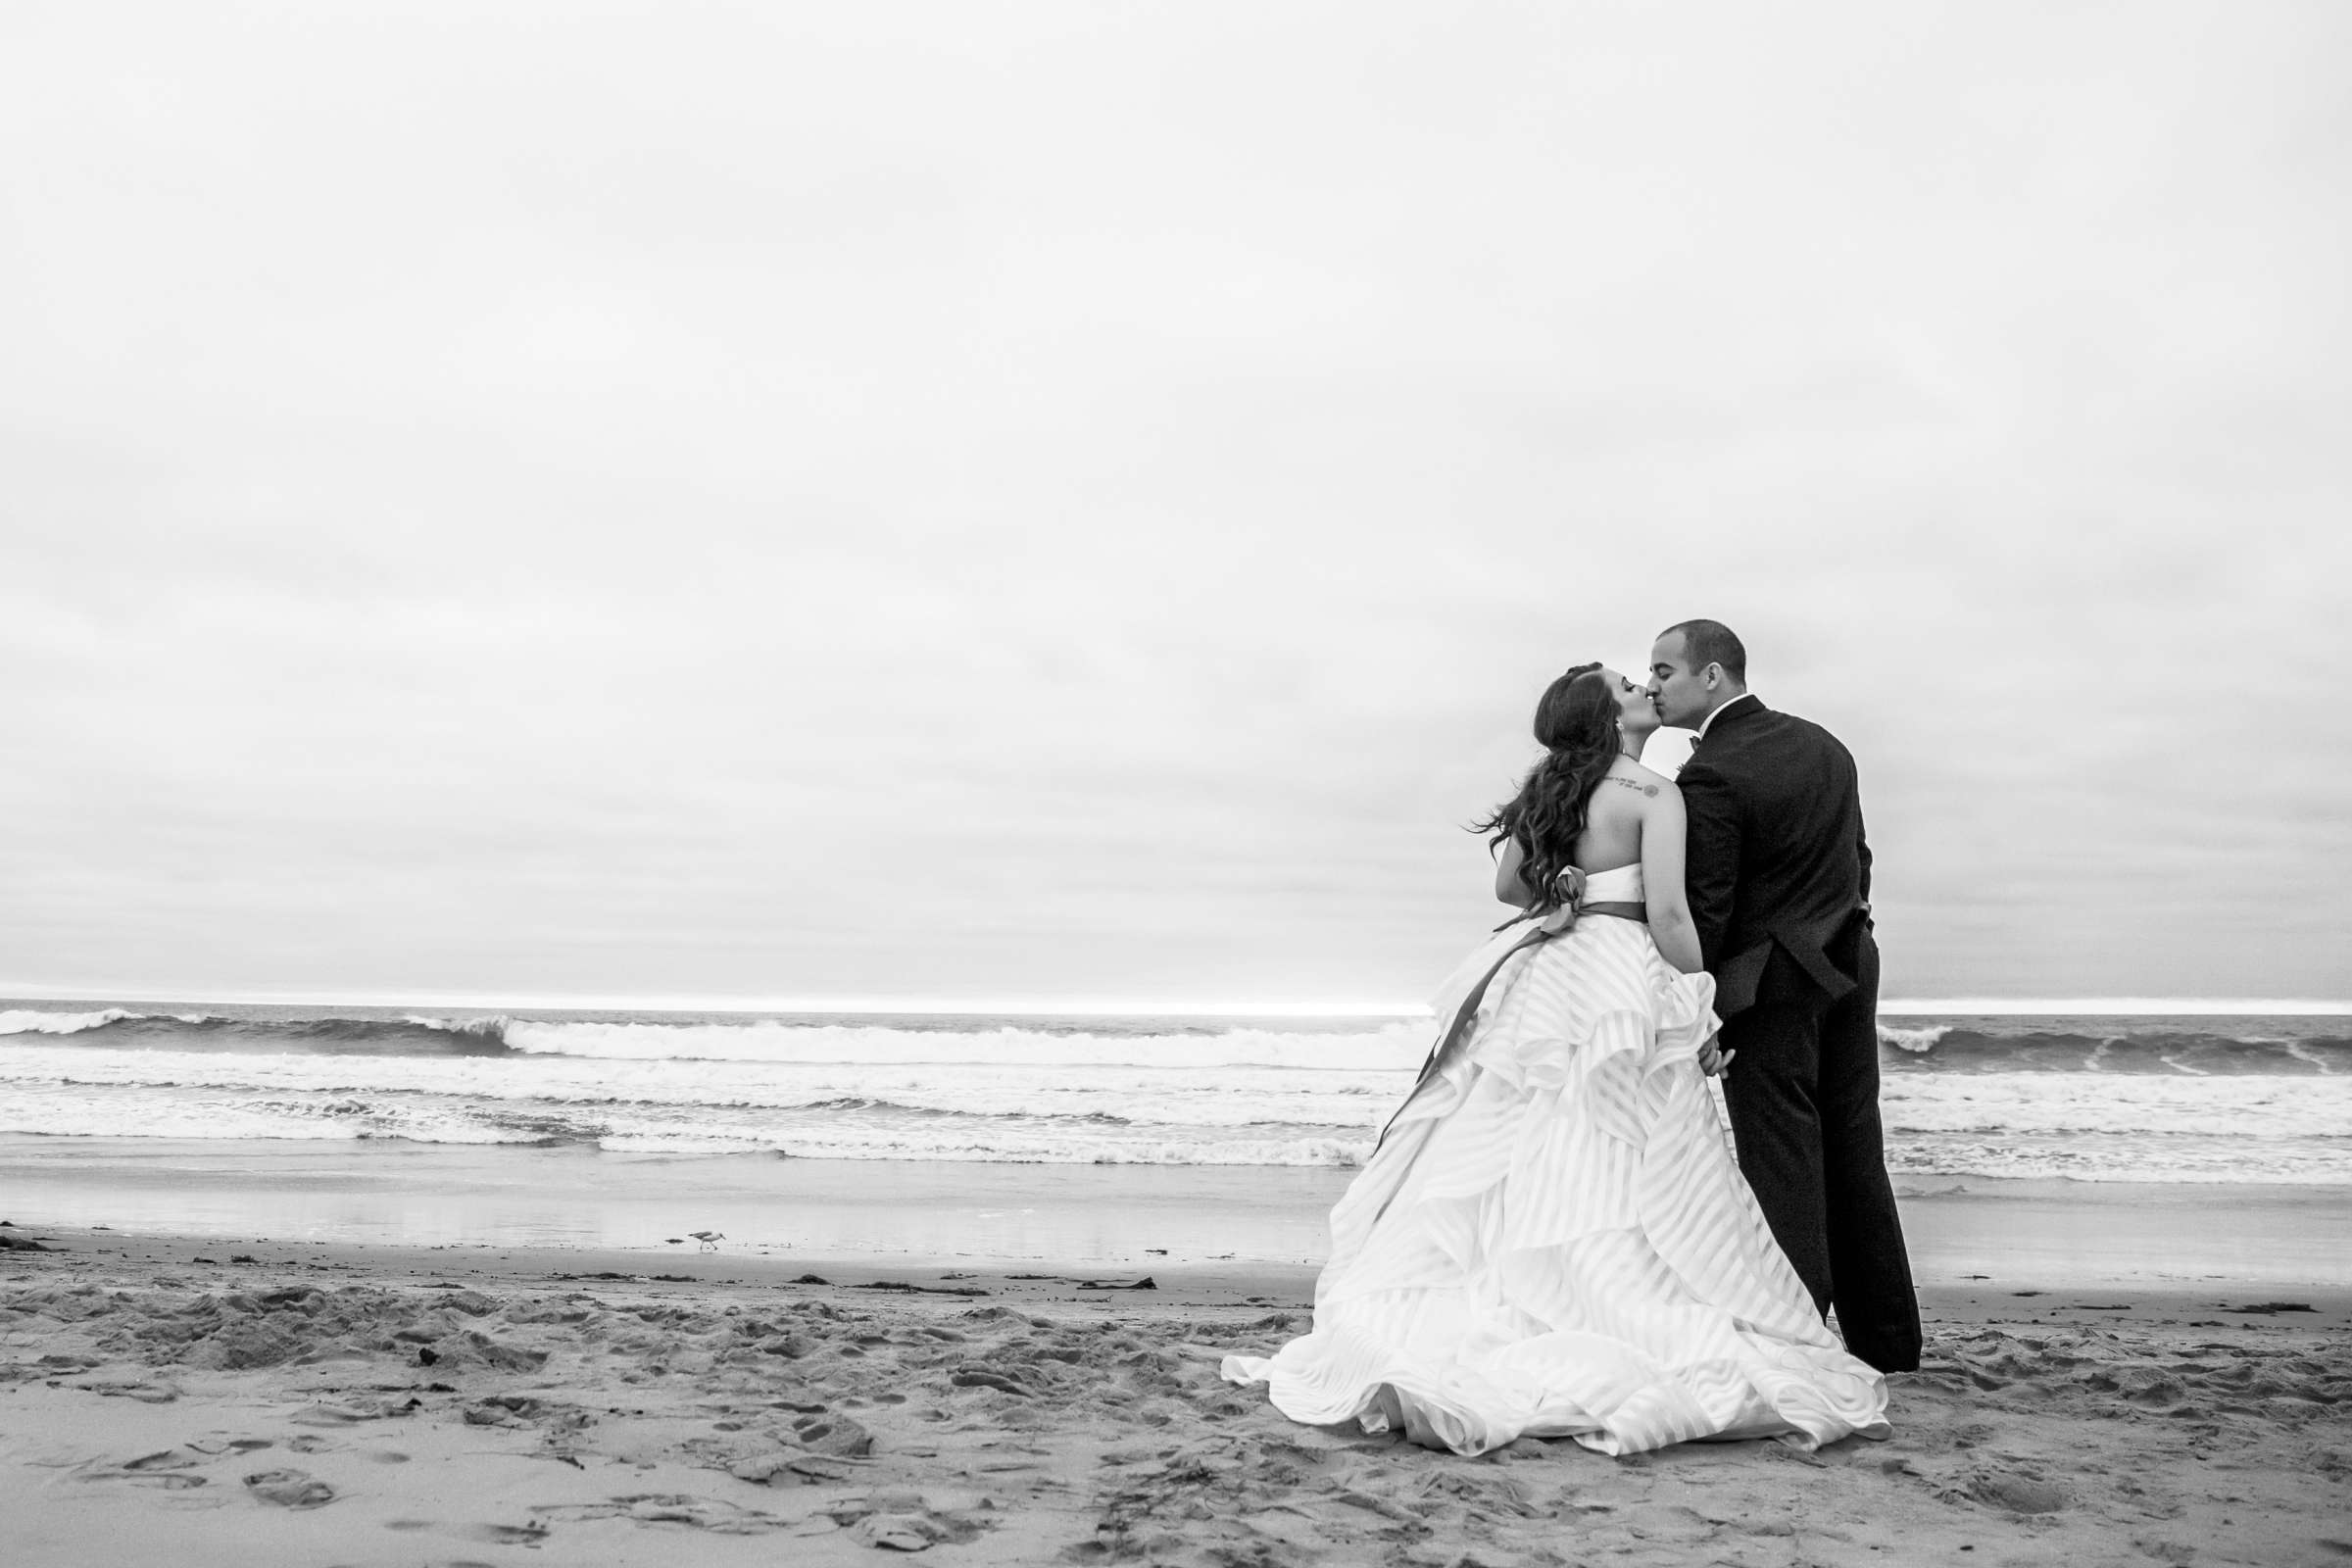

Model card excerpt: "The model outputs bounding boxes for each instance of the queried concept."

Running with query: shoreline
[5,1223,2347,1566]
[5,1134,2349,1287]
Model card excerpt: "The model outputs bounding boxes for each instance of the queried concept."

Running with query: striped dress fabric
[1221,865,1891,1456]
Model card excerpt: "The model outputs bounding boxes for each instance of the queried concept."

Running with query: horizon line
[2,984,2348,1017]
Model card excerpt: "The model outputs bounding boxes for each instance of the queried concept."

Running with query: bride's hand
[1697,1036,1735,1077]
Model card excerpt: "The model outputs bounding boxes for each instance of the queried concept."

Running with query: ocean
[4,1000,2347,1186]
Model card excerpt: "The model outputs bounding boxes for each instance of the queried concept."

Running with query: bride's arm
[1493,835,1536,909]
[1641,785,1705,974]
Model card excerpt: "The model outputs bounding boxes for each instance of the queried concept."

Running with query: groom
[1646,620,1922,1374]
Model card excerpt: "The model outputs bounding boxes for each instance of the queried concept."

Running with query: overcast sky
[3,3,2345,1008]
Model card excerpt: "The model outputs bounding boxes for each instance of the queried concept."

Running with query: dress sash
[1375,901,1646,1152]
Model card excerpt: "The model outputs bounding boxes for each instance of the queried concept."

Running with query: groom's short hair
[1662,618,1747,683]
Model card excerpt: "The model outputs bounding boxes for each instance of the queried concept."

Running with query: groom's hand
[1697,1037,1735,1077]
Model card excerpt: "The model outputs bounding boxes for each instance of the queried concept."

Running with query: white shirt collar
[1696,691,1758,740]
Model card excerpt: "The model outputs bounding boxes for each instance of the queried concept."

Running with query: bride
[1222,663,1891,1456]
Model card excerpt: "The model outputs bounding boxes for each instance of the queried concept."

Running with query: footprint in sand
[1965,1470,2070,1515]
[838,1488,991,1551]
[71,1377,180,1403]
[109,1449,210,1489]
[534,1494,783,1535]
[793,1410,876,1456]
[188,1438,274,1457]
[122,1448,204,1472]
[293,1400,388,1427]
[854,1514,936,1550]
[244,1468,336,1509]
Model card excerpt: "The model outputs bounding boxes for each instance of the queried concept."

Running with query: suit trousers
[1718,927,1923,1373]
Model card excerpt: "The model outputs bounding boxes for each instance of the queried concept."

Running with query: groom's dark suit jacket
[1677,695,1872,1018]
[1678,693,1918,1373]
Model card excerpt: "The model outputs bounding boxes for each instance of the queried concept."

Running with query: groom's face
[1645,634,1711,728]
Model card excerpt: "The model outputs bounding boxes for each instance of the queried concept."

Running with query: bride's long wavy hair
[1471,663,1623,916]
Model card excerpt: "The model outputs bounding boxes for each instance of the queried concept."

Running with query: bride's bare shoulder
[1598,759,1678,802]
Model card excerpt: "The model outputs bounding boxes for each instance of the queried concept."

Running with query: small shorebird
[689,1230,725,1251]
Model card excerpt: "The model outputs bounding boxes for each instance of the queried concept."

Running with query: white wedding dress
[1221,864,1891,1456]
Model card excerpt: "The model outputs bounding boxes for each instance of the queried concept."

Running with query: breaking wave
[0,1009,514,1056]
[3,1001,2345,1180]
[8,1007,2346,1076]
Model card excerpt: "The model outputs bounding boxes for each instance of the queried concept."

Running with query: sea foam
[3,1002,2346,1181]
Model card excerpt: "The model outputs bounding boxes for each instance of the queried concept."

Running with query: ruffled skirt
[1220,916,1890,1456]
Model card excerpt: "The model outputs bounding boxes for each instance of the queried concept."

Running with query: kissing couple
[1225,619,1922,1456]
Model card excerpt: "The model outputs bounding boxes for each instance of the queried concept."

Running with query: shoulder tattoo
[1606,777,1660,797]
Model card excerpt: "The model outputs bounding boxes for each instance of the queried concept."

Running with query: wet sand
[6,1136,2350,1289]
[5,1220,2348,1567]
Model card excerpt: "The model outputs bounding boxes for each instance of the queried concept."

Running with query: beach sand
[5,1217,2348,1567]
